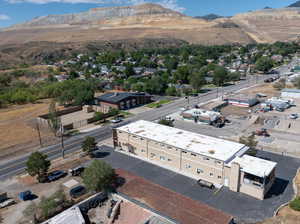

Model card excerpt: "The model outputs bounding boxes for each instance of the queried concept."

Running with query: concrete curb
[273,168,300,216]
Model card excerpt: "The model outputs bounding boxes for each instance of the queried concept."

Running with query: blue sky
[0,0,298,28]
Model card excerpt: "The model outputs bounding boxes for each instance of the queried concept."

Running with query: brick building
[95,92,152,113]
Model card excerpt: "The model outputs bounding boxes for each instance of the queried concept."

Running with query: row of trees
[0,78,99,107]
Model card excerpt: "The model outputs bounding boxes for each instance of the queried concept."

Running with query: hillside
[0,3,254,46]
[231,7,300,43]
[288,1,300,7]
[1,3,300,50]
[0,39,187,69]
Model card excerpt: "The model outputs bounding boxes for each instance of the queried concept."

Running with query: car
[111,118,123,123]
[69,185,86,198]
[19,190,33,201]
[48,170,66,182]
[197,179,215,189]
[289,114,299,119]
[275,107,285,112]
[256,93,267,98]
[69,166,85,176]
[264,78,274,83]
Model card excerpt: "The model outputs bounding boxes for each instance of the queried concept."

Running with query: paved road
[0,62,292,180]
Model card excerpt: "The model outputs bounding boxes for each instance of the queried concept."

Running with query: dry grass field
[0,100,57,160]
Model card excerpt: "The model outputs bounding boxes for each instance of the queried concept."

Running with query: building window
[185,164,191,169]
[150,153,156,158]
[209,173,214,176]
[203,157,210,161]
[215,161,222,165]
[167,146,172,150]
[191,153,197,157]
[160,156,166,161]
[161,144,165,147]
[168,158,172,161]
[196,168,203,174]
[118,131,123,134]
[218,176,222,179]
[140,138,144,140]
[182,151,187,154]
[141,149,146,153]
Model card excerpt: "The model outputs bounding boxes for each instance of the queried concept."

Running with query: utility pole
[60,123,65,159]
[36,121,42,147]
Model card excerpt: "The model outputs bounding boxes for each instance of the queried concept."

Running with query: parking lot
[96,146,300,223]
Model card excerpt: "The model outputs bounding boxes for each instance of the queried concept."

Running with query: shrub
[290,197,300,211]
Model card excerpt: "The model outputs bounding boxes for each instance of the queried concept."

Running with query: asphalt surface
[0,61,293,180]
[95,146,300,223]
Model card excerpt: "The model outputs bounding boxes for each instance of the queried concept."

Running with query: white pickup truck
[0,192,15,209]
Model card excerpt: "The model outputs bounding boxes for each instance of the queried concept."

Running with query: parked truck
[0,192,15,208]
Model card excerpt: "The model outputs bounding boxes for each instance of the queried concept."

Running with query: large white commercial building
[113,120,277,200]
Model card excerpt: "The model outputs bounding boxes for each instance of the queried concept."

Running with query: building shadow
[265,177,289,199]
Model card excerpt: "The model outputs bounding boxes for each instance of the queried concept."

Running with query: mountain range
[1,3,300,47]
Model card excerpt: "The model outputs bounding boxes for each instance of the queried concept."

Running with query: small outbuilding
[224,94,259,107]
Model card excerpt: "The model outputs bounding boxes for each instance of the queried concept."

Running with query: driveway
[94,146,300,223]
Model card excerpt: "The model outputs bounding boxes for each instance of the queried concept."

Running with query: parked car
[289,114,299,119]
[197,179,215,189]
[69,185,86,198]
[111,118,123,123]
[69,166,85,176]
[275,107,285,112]
[48,170,66,182]
[0,192,15,208]
[253,128,270,137]
[264,78,274,83]
[19,190,33,201]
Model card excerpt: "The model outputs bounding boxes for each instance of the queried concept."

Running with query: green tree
[82,136,97,156]
[189,71,206,91]
[82,160,115,192]
[94,112,106,122]
[165,86,177,96]
[213,66,228,86]
[239,134,258,156]
[125,64,135,78]
[174,66,190,83]
[255,56,274,72]
[158,119,174,127]
[26,152,51,183]
[290,197,300,211]
[229,72,241,82]
[48,100,61,137]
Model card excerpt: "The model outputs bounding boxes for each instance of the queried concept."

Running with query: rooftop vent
[209,150,215,154]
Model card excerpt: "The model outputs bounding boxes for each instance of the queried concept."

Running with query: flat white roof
[117,120,247,162]
[229,155,277,178]
[44,207,85,224]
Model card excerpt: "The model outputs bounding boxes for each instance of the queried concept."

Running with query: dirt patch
[0,100,59,160]
[116,169,233,224]
[240,83,280,98]
[221,105,251,117]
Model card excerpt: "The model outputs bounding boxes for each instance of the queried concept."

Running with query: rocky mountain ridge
[2,3,300,46]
